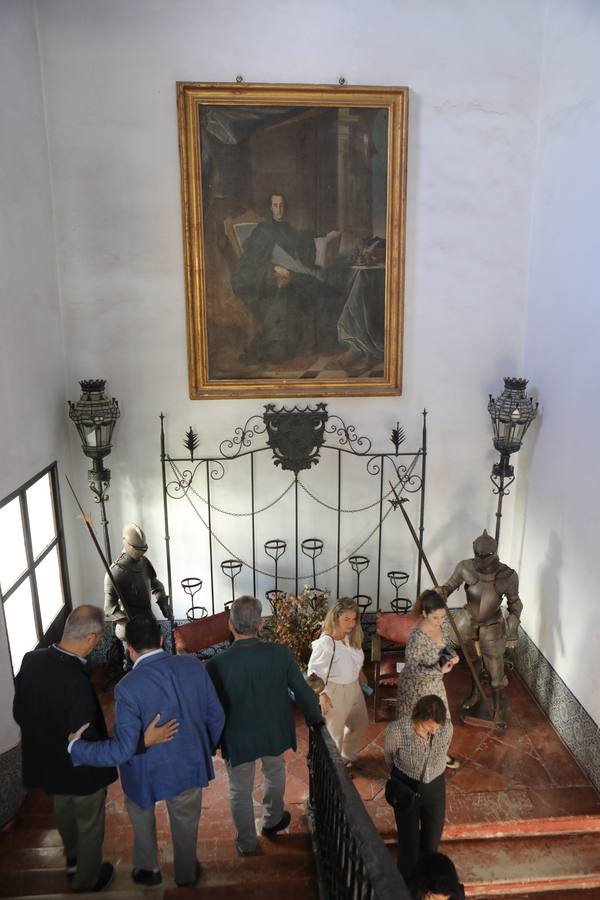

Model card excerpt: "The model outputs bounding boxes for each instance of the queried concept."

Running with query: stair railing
[308,724,411,899]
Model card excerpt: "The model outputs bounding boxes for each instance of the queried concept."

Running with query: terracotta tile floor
[2,661,600,897]
[346,663,600,841]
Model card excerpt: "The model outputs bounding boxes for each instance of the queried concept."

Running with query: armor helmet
[472,529,499,574]
[122,522,148,557]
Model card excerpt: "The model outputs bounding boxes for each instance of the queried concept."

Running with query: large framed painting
[177,82,408,399]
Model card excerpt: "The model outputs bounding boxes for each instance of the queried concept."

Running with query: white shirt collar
[132,647,165,669]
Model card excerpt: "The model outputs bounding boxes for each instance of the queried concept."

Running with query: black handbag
[385,736,432,811]
[385,772,420,810]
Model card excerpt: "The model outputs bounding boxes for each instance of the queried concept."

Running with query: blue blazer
[71,650,225,809]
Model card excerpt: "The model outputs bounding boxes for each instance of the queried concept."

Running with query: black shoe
[132,867,163,886]
[261,810,291,836]
[175,860,203,887]
[73,861,114,893]
[235,842,257,857]
[66,857,77,878]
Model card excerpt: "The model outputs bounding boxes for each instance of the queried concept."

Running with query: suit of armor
[438,531,522,722]
[104,524,170,648]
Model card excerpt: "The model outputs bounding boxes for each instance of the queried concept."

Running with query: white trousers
[324,681,369,762]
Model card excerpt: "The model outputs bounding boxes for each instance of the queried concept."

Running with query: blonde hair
[320,597,363,649]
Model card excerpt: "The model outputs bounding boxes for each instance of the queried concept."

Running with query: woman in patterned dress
[397,590,460,768]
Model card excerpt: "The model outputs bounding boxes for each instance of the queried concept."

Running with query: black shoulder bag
[385,735,433,811]
[305,635,336,694]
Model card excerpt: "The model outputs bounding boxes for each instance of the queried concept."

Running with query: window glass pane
[4,578,37,674]
[36,546,64,632]
[0,497,27,595]
[26,473,57,559]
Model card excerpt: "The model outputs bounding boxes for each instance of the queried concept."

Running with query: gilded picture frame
[177,82,408,399]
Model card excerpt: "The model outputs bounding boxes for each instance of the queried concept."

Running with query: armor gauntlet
[505,611,520,643]
[156,595,171,618]
[152,580,170,618]
[503,570,522,644]
[439,561,468,599]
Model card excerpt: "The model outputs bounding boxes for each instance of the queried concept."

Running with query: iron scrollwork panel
[160,403,428,615]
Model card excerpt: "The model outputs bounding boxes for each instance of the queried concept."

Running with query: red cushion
[376,611,419,645]
[173,611,231,653]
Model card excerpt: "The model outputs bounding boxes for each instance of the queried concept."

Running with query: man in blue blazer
[69,614,225,888]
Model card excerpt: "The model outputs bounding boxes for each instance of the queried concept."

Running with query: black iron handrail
[308,724,411,900]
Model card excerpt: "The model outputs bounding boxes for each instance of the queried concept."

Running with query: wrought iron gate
[159,404,428,618]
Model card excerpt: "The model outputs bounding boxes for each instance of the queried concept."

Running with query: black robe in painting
[231,218,328,364]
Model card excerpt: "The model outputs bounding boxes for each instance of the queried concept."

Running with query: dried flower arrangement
[262,586,330,669]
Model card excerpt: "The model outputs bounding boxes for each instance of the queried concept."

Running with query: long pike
[389,483,498,728]
[65,475,133,621]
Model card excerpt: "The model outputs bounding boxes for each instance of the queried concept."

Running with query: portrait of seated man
[230,192,343,365]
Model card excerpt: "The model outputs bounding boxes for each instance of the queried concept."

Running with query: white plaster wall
[4,0,598,758]
[34,0,543,618]
[0,0,73,753]
[512,0,600,724]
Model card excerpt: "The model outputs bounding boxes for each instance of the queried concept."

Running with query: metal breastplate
[464,573,503,624]
[111,561,152,616]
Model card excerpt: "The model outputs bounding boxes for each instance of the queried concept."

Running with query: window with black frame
[0,463,71,674]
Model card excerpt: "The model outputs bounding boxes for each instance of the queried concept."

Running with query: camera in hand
[439,645,455,667]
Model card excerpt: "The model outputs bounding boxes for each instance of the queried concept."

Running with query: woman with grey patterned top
[384,694,452,878]
[397,590,460,768]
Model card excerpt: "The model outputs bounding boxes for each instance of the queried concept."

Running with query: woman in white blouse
[307,598,368,769]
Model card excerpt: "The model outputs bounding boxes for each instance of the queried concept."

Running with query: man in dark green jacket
[206,595,322,856]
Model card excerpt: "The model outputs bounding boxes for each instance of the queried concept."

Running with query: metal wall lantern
[488,377,538,543]
[68,379,120,559]
[488,377,538,477]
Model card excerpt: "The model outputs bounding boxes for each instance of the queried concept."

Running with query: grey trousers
[125,786,202,885]
[53,787,106,891]
[225,755,286,852]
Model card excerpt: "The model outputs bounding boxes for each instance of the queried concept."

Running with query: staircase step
[209,832,313,857]
[0,825,63,850]
[2,896,147,900]
[0,865,155,898]
[177,853,315,886]
[3,883,318,900]
[0,868,75,898]
[489,892,600,900]
[0,886,150,900]
[0,848,318,898]
[165,876,318,898]
[0,847,67,872]
[443,813,600,841]
[443,833,600,896]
